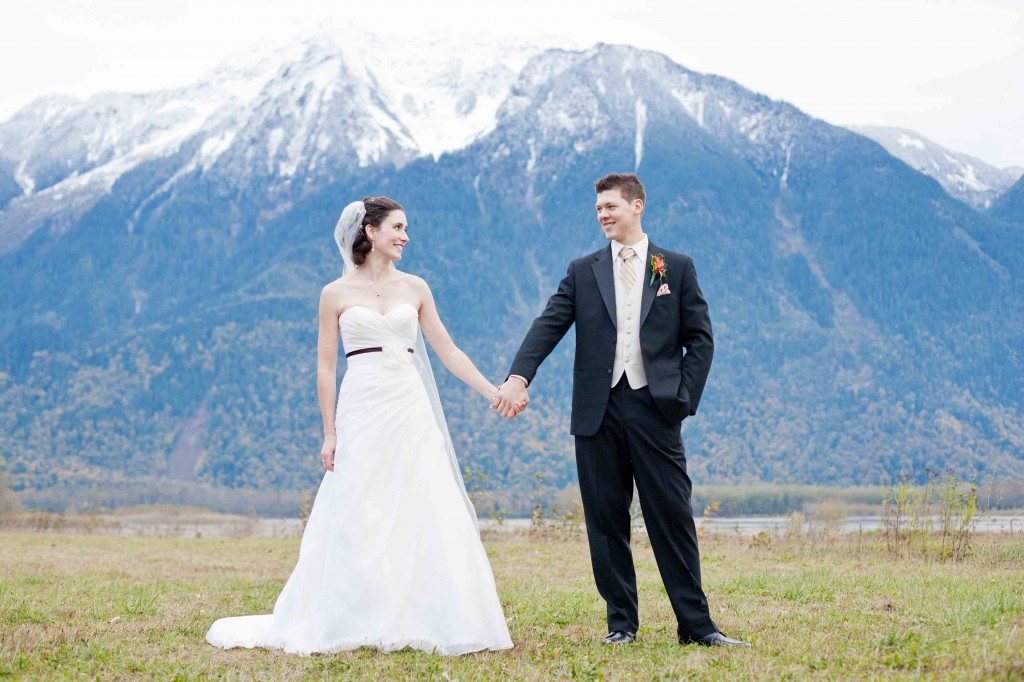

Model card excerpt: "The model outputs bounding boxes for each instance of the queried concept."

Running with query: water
[696,515,1024,535]
[476,515,1024,535]
[8,513,1023,538]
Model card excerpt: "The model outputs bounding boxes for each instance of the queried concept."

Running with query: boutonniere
[649,253,667,286]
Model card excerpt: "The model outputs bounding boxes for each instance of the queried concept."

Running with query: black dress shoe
[602,631,636,645]
[682,631,751,648]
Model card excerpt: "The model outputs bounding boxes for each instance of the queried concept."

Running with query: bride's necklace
[360,272,392,298]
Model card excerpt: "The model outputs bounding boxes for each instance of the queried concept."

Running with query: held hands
[491,376,529,419]
[320,434,337,472]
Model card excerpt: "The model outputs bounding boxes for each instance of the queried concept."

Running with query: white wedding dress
[206,303,513,655]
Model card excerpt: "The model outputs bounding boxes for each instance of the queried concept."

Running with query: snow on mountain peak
[896,132,926,151]
[853,125,1022,208]
[0,29,573,253]
[335,30,565,158]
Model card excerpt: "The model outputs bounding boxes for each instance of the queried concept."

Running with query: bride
[206,196,516,655]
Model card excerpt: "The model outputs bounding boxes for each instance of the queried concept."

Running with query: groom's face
[596,189,643,243]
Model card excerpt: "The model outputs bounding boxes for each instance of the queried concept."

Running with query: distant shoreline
[3,509,1023,539]
[13,479,1024,519]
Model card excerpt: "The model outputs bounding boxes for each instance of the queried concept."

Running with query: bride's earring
[371,239,375,252]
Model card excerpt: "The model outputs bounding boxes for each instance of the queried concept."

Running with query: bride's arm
[414,278,499,402]
[316,285,341,470]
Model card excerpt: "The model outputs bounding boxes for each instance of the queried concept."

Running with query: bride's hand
[320,435,337,472]
[488,396,528,419]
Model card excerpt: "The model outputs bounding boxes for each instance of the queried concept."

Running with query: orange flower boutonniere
[649,253,667,286]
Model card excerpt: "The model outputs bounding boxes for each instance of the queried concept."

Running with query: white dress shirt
[610,235,649,389]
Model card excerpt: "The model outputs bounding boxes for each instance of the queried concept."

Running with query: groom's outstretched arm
[494,263,577,416]
[509,262,577,384]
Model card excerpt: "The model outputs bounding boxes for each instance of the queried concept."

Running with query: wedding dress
[206,303,513,655]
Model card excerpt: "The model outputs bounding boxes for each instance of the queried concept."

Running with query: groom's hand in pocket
[494,377,529,419]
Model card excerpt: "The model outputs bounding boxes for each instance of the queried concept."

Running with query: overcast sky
[2,0,1022,167]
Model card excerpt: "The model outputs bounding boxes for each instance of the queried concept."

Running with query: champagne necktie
[619,246,637,294]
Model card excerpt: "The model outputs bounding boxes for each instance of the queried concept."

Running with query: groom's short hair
[595,173,646,205]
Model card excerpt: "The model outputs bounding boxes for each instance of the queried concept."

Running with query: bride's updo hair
[351,196,404,266]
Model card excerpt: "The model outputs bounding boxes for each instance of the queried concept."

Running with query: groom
[494,173,748,647]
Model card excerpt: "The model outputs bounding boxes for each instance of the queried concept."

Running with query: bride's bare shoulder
[326,271,362,290]
[320,275,355,305]
[399,272,430,292]
[397,273,432,304]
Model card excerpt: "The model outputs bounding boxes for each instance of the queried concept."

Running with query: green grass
[0,530,1022,680]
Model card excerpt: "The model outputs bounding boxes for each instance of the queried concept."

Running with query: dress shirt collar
[611,234,649,264]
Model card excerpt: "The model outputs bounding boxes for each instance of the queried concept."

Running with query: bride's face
[368,210,410,261]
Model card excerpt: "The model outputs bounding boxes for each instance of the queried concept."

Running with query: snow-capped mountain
[5,31,1017,257]
[490,43,827,193]
[850,125,1023,209]
[335,31,560,157]
[2,35,1022,500]
[0,31,560,254]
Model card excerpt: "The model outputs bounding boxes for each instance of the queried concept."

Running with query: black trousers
[575,378,717,639]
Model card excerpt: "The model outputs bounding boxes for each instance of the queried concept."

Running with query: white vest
[610,236,649,389]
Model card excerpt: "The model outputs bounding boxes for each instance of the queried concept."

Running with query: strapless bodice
[340,303,420,364]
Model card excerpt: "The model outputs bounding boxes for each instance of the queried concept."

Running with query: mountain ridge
[850,125,1023,209]
[1,36,1021,502]
[3,34,1020,255]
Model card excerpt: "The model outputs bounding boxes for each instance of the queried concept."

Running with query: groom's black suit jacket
[509,242,714,437]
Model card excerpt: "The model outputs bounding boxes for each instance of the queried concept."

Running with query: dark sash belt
[345,347,415,358]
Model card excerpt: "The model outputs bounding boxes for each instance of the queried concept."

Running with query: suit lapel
[592,246,616,327]
[639,242,657,327]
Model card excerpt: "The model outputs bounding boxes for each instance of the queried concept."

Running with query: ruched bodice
[340,303,419,358]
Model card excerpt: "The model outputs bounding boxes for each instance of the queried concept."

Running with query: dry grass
[0,524,1022,680]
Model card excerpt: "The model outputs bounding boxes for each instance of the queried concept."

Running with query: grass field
[1,524,1022,680]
